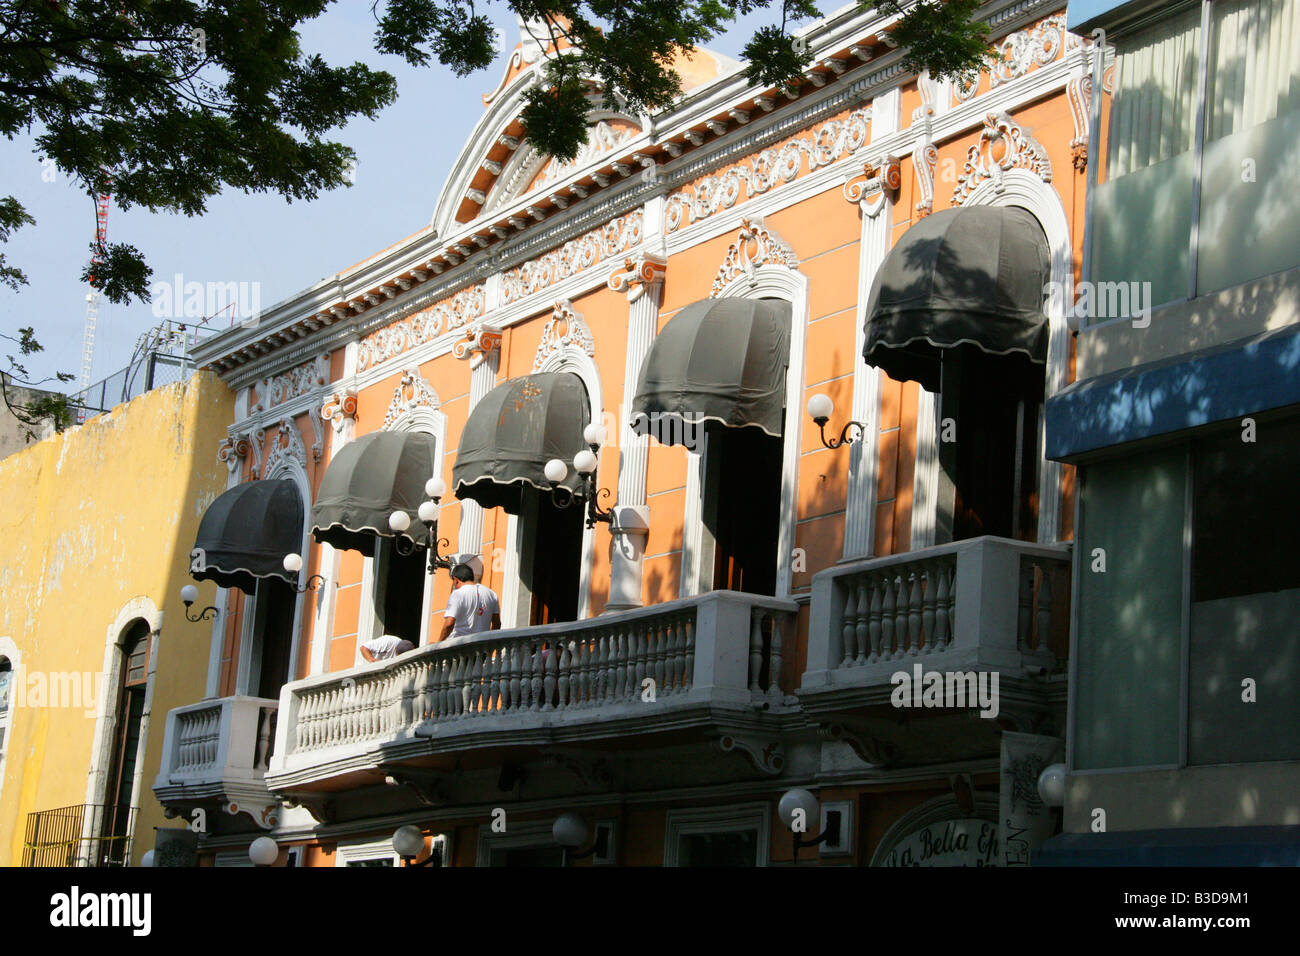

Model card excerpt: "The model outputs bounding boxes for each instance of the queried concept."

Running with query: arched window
[100,621,150,866]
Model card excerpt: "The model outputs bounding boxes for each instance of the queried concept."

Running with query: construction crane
[78,191,111,392]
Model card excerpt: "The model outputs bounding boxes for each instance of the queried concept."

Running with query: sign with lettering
[878,818,1000,867]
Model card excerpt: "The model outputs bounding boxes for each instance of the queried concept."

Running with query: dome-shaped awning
[863,205,1051,391]
[629,297,791,443]
[190,479,303,594]
[453,372,589,515]
[311,431,438,557]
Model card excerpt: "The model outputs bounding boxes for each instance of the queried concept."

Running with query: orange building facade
[157,0,1095,866]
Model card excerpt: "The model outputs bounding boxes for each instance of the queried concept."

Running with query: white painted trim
[0,637,19,805]
[83,598,162,865]
[213,849,255,867]
[533,347,603,620]
[334,835,402,867]
[690,264,810,600]
[257,451,312,693]
[663,801,771,866]
[962,170,1073,543]
[910,387,940,551]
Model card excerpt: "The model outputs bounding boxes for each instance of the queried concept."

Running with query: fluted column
[841,155,899,560]
[453,322,503,570]
[604,248,667,611]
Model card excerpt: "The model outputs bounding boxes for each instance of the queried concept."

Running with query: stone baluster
[841,581,860,667]
[868,577,883,661]
[907,571,923,655]
[682,615,695,689]
[768,613,785,702]
[881,574,897,659]
[542,641,558,711]
[921,567,937,652]
[1036,563,1054,652]
[749,610,765,694]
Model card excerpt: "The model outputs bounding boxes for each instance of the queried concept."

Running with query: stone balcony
[797,536,1071,767]
[152,695,281,832]
[264,591,800,806]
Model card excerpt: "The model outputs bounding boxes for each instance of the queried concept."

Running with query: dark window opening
[939,345,1043,543]
[523,487,585,625]
[677,829,759,866]
[376,539,427,646]
[102,621,150,866]
[255,578,297,700]
[0,655,11,716]
[704,422,784,596]
[495,844,565,866]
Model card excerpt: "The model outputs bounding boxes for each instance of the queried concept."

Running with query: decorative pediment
[710,217,798,297]
[383,369,442,430]
[953,112,1053,206]
[263,417,307,478]
[533,300,594,371]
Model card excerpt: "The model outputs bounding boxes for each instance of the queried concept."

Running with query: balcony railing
[22,804,136,867]
[153,696,280,829]
[802,536,1071,694]
[268,591,797,788]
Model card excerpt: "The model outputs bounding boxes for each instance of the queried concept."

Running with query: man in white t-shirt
[359,634,415,661]
[440,563,501,641]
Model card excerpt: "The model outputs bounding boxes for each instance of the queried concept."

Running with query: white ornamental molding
[356,284,486,372]
[843,156,902,219]
[501,211,643,306]
[217,427,264,479]
[321,388,358,435]
[989,13,1068,89]
[253,353,329,413]
[663,108,871,234]
[1067,74,1093,171]
[710,217,799,297]
[607,250,668,302]
[538,121,637,190]
[532,300,595,371]
[452,321,504,372]
[952,112,1053,206]
[383,368,442,429]
[263,417,308,478]
[913,71,938,217]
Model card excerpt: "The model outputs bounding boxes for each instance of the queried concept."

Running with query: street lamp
[248,836,279,867]
[806,393,868,450]
[544,423,616,529]
[281,552,326,593]
[1037,763,1066,808]
[389,476,453,574]
[552,811,608,866]
[392,825,439,866]
[179,584,218,622]
[778,788,840,863]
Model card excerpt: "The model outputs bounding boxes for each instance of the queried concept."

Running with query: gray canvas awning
[453,372,588,515]
[311,431,438,556]
[630,297,791,443]
[863,205,1051,391]
[190,479,303,594]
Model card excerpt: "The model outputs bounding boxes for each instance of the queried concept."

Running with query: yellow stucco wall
[0,370,233,866]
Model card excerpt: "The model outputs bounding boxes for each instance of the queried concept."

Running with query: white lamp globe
[806,393,834,423]
[417,500,439,523]
[248,836,279,866]
[544,458,568,484]
[425,476,446,499]
[552,812,589,848]
[1037,762,1067,808]
[392,825,425,859]
[180,584,198,605]
[388,510,411,533]
[583,422,606,446]
[573,449,598,475]
[140,849,155,867]
[778,788,820,832]
[282,552,303,574]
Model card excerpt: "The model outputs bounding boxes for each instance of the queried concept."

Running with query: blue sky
[2,4,780,389]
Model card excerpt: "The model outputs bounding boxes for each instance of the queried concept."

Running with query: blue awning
[1036,825,1300,866]
[1045,324,1300,461]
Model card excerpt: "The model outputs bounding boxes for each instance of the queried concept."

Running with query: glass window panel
[1206,0,1300,142]
[1074,447,1186,770]
[1189,419,1300,764]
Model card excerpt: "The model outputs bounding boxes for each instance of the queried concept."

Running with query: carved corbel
[321,388,358,436]
[223,797,280,830]
[540,752,614,789]
[718,733,786,777]
[281,795,335,825]
[842,155,901,218]
[607,251,667,303]
[383,768,446,806]
[817,722,895,768]
[451,321,503,370]
[217,427,263,479]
